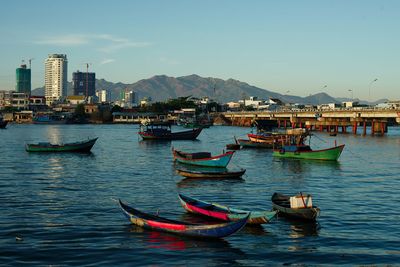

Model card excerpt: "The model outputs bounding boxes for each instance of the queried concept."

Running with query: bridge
[218,108,400,136]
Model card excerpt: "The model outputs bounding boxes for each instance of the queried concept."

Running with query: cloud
[34,34,90,46]
[34,33,152,52]
[100,59,115,65]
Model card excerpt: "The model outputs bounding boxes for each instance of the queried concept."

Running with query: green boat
[273,144,345,161]
[26,137,98,153]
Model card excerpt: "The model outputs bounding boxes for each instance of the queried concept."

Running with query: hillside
[32,74,364,105]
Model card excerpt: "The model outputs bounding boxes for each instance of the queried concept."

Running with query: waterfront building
[67,95,86,105]
[72,71,95,97]
[45,54,68,105]
[0,90,29,110]
[16,64,31,94]
[96,89,111,103]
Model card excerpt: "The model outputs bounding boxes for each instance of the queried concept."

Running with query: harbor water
[0,124,399,265]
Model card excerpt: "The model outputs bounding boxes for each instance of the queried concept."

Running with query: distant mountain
[32,74,383,105]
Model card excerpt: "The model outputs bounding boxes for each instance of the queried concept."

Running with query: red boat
[118,199,249,238]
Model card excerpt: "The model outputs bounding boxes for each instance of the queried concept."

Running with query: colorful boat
[176,168,246,179]
[178,194,276,225]
[272,144,345,161]
[173,149,234,168]
[118,199,249,239]
[138,122,202,140]
[25,137,98,152]
[271,192,320,221]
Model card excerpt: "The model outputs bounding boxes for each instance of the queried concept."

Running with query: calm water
[0,124,399,266]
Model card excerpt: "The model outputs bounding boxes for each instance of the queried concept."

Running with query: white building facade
[45,54,68,105]
[96,89,111,103]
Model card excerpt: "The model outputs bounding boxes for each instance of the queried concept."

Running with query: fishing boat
[272,144,345,161]
[0,117,8,129]
[271,192,320,221]
[176,168,246,179]
[178,194,276,225]
[25,137,98,152]
[138,122,202,140]
[118,199,249,239]
[173,149,234,168]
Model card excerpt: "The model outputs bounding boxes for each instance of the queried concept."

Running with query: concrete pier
[216,108,399,136]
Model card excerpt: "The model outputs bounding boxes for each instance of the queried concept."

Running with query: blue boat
[173,149,235,168]
[118,199,249,239]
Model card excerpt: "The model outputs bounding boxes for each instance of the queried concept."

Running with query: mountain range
[32,74,387,105]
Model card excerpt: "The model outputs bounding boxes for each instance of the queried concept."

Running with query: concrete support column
[335,125,339,133]
[371,121,375,136]
[363,121,367,136]
[381,122,385,135]
[353,122,358,134]
[277,120,281,128]
[319,125,323,132]
[292,122,295,129]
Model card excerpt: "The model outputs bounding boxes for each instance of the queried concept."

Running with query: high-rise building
[16,64,31,94]
[72,71,96,97]
[96,89,111,103]
[45,54,68,105]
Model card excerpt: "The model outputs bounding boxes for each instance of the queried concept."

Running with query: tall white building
[96,89,111,103]
[45,54,68,105]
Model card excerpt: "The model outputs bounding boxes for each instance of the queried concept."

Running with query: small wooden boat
[271,192,320,221]
[25,137,98,152]
[272,144,345,161]
[138,122,202,140]
[178,194,276,225]
[0,119,8,129]
[173,149,234,168]
[118,199,249,239]
[176,168,246,179]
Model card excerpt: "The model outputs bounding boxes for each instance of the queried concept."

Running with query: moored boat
[273,144,345,161]
[139,122,202,140]
[176,168,246,179]
[178,194,276,225]
[0,118,8,129]
[118,199,249,239]
[25,137,98,152]
[173,149,234,168]
[271,192,320,221]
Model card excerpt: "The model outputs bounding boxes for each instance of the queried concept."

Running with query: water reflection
[45,126,62,144]
[177,177,244,188]
[125,224,246,256]
[278,218,320,238]
[273,158,342,174]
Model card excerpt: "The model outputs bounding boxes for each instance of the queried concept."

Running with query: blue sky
[0,0,399,101]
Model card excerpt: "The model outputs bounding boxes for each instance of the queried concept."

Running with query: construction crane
[28,58,34,69]
[83,63,92,98]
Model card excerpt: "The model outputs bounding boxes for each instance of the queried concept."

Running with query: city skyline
[0,0,399,101]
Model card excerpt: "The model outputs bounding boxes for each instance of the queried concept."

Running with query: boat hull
[0,120,8,129]
[273,144,345,161]
[25,138,98,153]
[271,193,320,221]
[176,168,246,179]
[119,200,248,238]
[139,128,202,140]
[173,150,234,168]
[178,194,276,225]
[237,139,274,148]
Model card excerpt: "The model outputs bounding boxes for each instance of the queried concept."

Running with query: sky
[0,0,399,101]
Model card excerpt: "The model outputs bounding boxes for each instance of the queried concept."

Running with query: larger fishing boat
[138,122,202,140]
